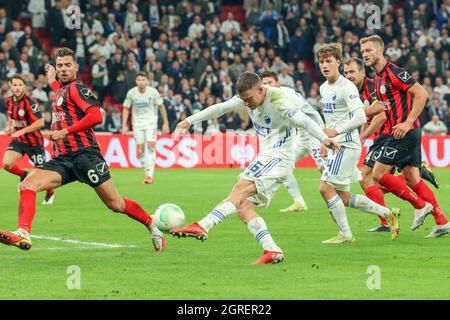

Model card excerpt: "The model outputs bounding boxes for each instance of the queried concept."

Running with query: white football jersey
[187,86,327,161]
[280,87,324,139]
[123,86,163,129]
[320,75,364,149]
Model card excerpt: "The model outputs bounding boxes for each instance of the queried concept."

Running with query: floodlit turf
[0,168,449,300]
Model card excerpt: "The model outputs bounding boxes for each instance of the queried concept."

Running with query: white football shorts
[321,146,362,191]
[295,135,325,169]
[133,126,157,144]
[239,155,294,208]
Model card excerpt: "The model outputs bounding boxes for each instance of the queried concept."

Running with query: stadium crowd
[0,0,449,136]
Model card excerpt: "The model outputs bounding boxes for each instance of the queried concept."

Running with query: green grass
[0,168,450,300]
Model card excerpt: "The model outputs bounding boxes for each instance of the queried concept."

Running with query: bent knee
[107,200,125,213]
[2,162,12,171]
[19,181,37,192]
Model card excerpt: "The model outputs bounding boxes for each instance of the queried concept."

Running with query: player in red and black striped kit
[1,74,55,205]
[345,58,440,233]
[360,35,450,238]
[0,48,166,251]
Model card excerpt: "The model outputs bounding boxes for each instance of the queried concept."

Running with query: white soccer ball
[153,203,185,232]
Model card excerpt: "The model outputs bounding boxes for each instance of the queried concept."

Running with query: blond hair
[359,35,385,48]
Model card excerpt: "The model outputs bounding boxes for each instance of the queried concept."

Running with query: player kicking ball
[2,74,55,205]
[317,43,400,243]
[171,71,338,264]
[121,72,170,184]
[260,71,325,212]
[0,48,165,251]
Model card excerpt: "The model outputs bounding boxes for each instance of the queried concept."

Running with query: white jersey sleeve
[270,89,328,142]
[123,89,133,109]
[334,82,366,134]
[150,87,163,107]
[186,95,245,124]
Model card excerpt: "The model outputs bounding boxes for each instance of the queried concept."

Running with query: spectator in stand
[92,55,109,103]
[423,115,448,135]
[221,12,241,34]
[105,107,122,133]
[31,79,48,104]
[48,0,65,46]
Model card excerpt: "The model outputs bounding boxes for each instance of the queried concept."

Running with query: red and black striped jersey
[373,61,419,132]
[360,77,390,139]
[50,79,101,156]
[4,95,44,147]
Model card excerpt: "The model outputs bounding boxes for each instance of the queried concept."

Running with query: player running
[0,48,166,251]
[121,72,170,184]
[343,58,439,232]
[317,43,400,243]
[260,70,325,212]
[2,74,55,205]
[171,71,338,264]
[360,35,449,238]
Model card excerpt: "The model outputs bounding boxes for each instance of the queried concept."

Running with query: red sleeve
[69,82,101,113]
[386,65,416,92]
[66,106,103,134]
[51,80,62,92]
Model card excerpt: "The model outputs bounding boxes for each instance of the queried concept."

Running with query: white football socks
[140,149,155,178]
[247,217,281,252]
[283,172,306,205]
[198,201,237,232]
[327,195,352,238]
[348,194,391,219]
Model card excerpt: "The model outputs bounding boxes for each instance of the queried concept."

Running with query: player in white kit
[260,71,325,212]
[170,71,338,264]
[317,43,400,243]
[121,72,170,184]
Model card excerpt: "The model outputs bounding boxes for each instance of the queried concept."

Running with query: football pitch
[0,168,449,300]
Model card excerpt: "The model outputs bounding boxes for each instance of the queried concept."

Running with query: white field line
[31,234,137,249]
[32,246,136,251]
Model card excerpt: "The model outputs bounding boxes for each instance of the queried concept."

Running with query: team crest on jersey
[57,96,64,106]
[332,94,337,101]
[18,109,25,117]
[264,115,271,124]
[380,85,386,94]
[398,71,411,82]
[81,87,93,100]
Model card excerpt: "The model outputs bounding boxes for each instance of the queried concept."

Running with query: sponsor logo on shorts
[96,161,109,176]
[383,147,398,159]
[372,150,382,160]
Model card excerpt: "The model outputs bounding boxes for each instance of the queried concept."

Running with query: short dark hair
[344,57,365,71]
[236,71,261,94]
[136,71,147,79]
[55,47,76,62]
[10,73,27,85]
[259,70,278,81]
